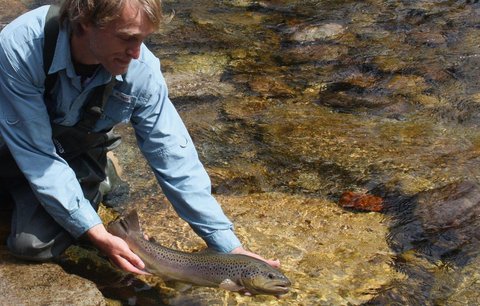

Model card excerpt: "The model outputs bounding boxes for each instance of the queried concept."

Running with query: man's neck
[70,32,99,66]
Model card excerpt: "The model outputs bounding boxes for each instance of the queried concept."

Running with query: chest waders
[0,5,121,260]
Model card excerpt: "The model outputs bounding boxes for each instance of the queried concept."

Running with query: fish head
[239,262,291,296]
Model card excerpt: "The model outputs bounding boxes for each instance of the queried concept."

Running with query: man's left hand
[230,246,281,268]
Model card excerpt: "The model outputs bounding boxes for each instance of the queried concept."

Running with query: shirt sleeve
[130,72,242,253]
[0,28,101,238]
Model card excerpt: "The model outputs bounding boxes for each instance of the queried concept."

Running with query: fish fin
[122,209,142,233]
[107,209,142,238]
[219,279,244,292]
[197,247,220,254]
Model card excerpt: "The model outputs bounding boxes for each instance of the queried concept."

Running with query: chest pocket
[101,89,136,125]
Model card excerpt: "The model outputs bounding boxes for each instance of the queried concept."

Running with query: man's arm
[131,92,280,266]
[131,79,242,252]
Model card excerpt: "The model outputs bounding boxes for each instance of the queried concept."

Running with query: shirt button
[180,137,188,148]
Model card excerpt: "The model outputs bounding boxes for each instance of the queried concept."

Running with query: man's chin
[105,63,130,76]
[108,68,128,76]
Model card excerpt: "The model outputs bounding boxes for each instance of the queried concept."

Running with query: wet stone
[407,29,446,46]
[289,23,346,42]
[370,180,480,304]
[0,247,105,306]
[385,75,430,96]
[248,75,296,97]
[279,44,349,65]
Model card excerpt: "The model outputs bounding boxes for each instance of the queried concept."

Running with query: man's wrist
[86,223,111,245]
[203,229,242,253]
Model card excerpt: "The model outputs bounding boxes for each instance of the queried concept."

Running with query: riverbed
[2,0,480,305]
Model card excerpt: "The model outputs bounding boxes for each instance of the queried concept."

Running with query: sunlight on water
[2,0,480,304]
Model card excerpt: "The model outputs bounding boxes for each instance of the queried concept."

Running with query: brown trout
[107,210,291,296]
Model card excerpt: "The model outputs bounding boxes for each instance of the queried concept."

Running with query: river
[2,0,480,305]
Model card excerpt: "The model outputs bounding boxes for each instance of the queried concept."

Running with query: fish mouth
[272,284,290,294]
[250,280,291,295]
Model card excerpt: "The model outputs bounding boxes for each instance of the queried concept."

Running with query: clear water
[2,0,480,305]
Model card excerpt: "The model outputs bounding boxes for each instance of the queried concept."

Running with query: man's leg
[0,191,13,244]
[6,182,75,261]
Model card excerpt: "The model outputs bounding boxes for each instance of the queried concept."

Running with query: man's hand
[230,246,281,268]
[86,224,149,275]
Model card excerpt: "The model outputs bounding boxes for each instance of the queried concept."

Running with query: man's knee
[7,232,71,261]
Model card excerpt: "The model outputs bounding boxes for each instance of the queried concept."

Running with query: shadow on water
[365,181,480,305]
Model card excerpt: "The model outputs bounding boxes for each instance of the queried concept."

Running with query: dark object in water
[366,180,480,305]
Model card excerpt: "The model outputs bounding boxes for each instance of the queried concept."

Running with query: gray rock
[0,247,105,306]
[290,23,345,42]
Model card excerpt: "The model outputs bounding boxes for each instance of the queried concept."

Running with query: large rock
[368,181,480,305]
[0,247,105,306]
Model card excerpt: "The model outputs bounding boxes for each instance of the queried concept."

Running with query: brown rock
[339,191,384,212]
[248,76,296,97]
[0,247,105,305]
[280,44,348,64]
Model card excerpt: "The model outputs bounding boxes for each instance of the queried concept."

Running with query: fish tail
[107,209,142,239]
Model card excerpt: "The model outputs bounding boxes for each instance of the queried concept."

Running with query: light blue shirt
[0,5,241,252]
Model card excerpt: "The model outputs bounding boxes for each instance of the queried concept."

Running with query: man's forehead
[109,4,154,35]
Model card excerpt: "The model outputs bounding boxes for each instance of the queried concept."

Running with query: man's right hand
[86,223,149,275]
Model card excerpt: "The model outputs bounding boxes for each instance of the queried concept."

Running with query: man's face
[81,1,155,75]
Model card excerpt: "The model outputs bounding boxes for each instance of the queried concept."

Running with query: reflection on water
[3,0,480,305]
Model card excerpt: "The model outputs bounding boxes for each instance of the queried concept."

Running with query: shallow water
[2,0,480,305]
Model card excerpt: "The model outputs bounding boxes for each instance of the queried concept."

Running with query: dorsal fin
[122,209,142,233]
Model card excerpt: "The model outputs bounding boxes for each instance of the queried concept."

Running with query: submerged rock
[367,181,480,304]
[279,44,349,64]
[290,23,346,42]
[248,75,296,97]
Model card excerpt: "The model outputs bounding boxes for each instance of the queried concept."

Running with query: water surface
[2,0,480,305]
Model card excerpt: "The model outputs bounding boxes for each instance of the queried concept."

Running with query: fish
[107,209,291,296]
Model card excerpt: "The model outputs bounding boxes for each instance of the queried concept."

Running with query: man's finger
[265,259,281,269]
[114,255,150,275]
[125,251,147,271]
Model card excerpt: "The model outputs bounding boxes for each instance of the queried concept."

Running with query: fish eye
[268,273,275,279]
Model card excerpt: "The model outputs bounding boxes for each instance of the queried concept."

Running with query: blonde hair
[59,0,165,34]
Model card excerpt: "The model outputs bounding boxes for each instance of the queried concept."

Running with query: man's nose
[126,43,141,59]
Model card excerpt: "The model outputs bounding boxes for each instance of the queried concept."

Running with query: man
[0,0,278,275]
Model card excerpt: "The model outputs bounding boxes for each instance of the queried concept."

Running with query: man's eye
[118,35,136,42]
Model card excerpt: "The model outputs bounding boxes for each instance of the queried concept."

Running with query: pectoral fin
[219,279,244,292]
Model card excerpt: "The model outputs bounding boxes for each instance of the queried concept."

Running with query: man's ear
[76,20,93,36]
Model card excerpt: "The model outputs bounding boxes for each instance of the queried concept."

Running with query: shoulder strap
[43,5,60,101]
[75,77,116,131]
[42,4,116,131]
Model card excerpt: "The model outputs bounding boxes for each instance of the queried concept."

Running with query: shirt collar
[48,24,114,86]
